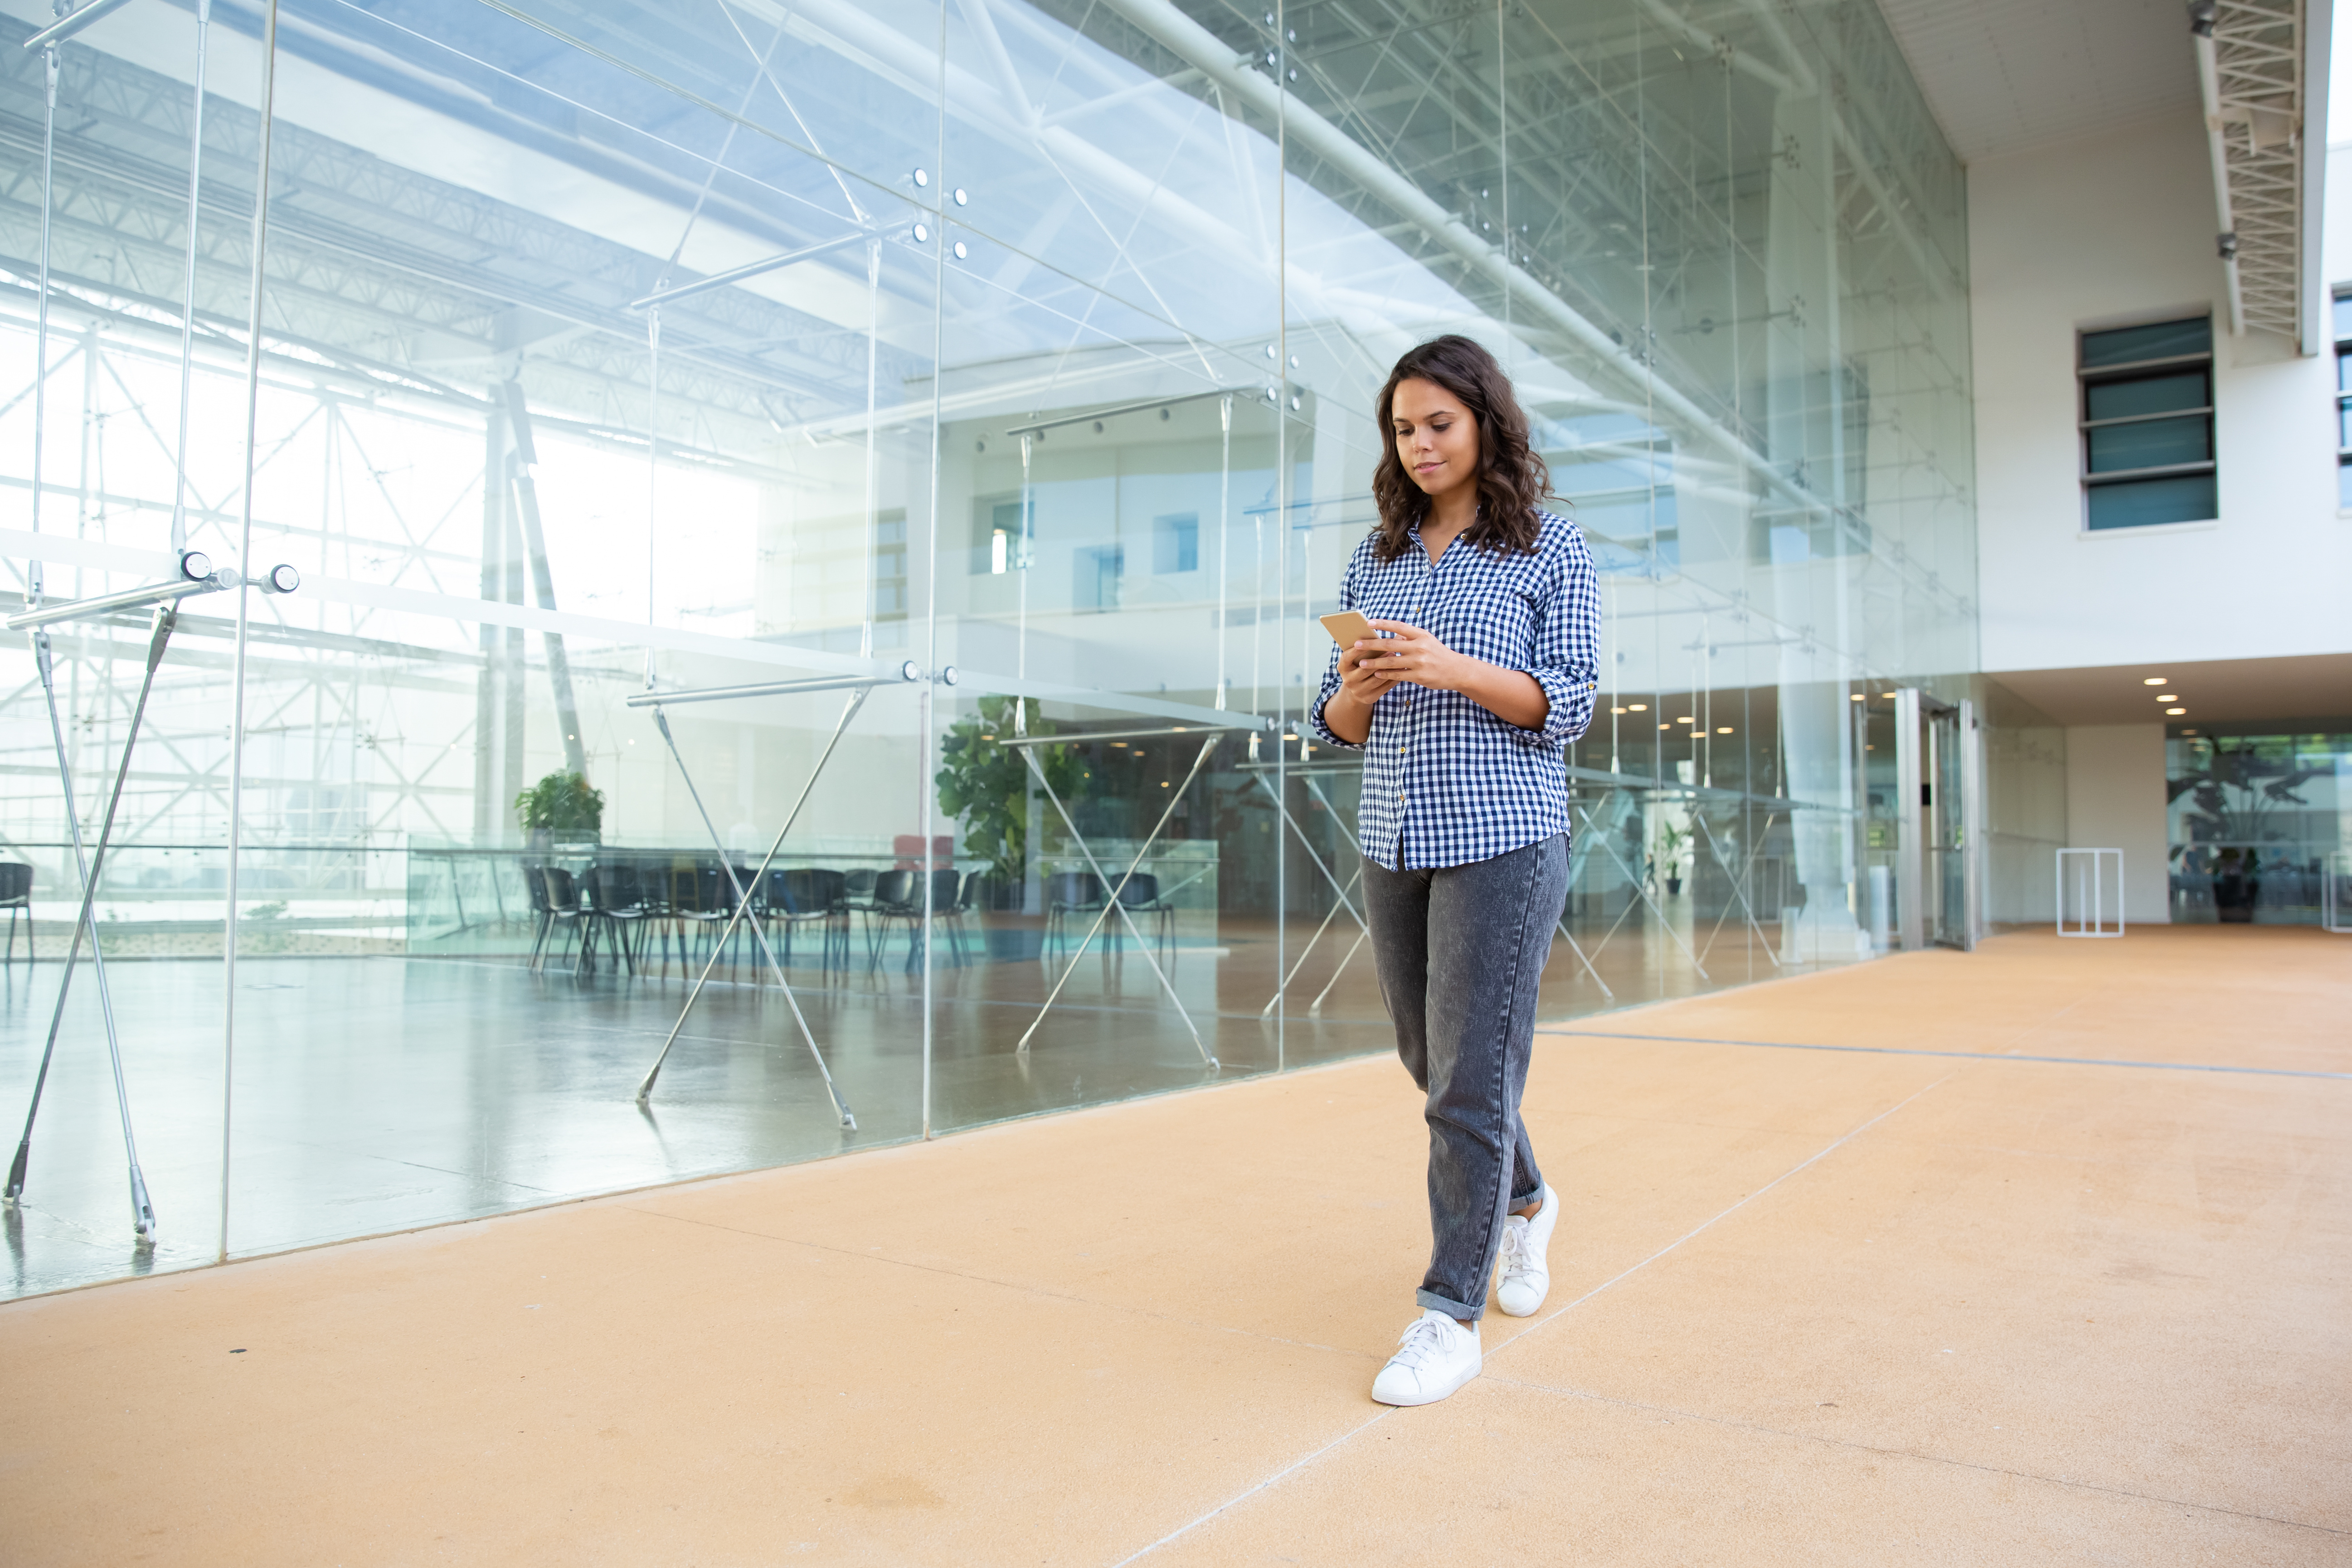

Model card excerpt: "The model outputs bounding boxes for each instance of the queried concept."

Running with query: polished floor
[0,902,1791,1300]
[0,925,2342,1564]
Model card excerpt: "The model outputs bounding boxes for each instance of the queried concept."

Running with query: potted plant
[934,696,1080,908]
[515,769,604,850]
[1654,820,1689,897]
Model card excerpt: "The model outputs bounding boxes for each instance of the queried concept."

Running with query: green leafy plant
[514,770,604,835]
[1653,818,1689,872]
[935,696,1079,886]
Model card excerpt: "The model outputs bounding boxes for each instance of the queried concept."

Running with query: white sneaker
[1370,1309,1482,1406]
[1495,1184,1558,1317]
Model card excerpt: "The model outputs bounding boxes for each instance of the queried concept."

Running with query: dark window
[2080,316,2215,530]
[2336,292,2352,507]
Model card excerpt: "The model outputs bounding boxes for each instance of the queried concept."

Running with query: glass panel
[2085,414,2211,474]
[2085,369,2209,422]
[925,1,1287,1127]
[2339,457,2352,507]
[2167,732,2352,924]
[0,5,270,1295]
[2337,348,2352,392]
[2085,473,2218,530]
[1,0,1985,1295]
[214,0,942,1260]
[2333,294,2352,340]
[2080,316,2211,369]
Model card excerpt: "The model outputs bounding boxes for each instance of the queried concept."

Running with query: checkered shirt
[1308,510,1601,871]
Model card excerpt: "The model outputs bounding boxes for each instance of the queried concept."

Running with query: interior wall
[1967,120,2352,674]
[2062,723,2172,924]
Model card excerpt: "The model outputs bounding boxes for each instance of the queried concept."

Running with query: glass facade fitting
[0,0,1975,1298]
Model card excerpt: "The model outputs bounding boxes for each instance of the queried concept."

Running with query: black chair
[1113,871,1178,964]
[535,866,588,974]
[521,862,554,968]
[772,868,850,975]
[583,863,650,976]
[0,861,33,964]
[866,868,923,972]
[1044,870,1104,966]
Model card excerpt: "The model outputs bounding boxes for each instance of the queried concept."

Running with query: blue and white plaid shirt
[1308,510,1601,870]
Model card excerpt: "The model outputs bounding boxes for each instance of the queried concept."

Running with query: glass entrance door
[1925,702,1970,950]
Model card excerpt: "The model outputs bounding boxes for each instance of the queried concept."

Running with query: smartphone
[1320,611,1376,647]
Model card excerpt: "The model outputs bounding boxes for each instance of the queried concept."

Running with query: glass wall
[0,0,1973,1297]
[2166,727,2352,924]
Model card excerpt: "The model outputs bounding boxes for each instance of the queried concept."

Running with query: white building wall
[1967,119,2352,675]
[2061,723,2172,925]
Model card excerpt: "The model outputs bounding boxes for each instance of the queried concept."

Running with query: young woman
[1308,335,1600,1407]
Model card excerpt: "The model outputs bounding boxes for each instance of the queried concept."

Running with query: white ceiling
[1987,653,2352,727]
[1874,0,2204,164]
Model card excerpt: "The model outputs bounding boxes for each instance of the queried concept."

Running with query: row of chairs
[522,862,987,979]
[1044,870,1178,966]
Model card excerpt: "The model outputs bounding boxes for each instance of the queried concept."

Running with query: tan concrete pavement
[1,925,2344,1564]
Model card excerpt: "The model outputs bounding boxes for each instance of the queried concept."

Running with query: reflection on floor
[0,907,1798,1301]
[0,926,2342,1563]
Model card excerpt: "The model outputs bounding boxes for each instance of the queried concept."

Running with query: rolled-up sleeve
[1307,555,1366,750]
[1510,523,1601,749]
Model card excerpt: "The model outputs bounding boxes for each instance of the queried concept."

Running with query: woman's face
[1389,376,1480,503]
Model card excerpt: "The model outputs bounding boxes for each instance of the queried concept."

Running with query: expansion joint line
[1109,1075,1950,1564]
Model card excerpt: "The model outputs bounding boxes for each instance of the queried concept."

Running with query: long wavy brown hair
[1370,335,1551,563]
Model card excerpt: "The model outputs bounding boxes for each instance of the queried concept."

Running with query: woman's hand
[1322,621,1552,740]
[1358,621,1477,693]
[1358,620,1552,731]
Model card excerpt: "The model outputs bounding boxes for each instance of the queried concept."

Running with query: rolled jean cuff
[1511,1183,1542,1209]
[1416,1285,1483,1322]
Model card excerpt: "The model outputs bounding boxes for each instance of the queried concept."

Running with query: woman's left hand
[1359,620,1475,691]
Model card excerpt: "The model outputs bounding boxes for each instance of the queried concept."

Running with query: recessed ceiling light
[2157,694,2177,702]
[1628,703,1648,712]
[1612,706,1627,714]
[1717,726,1734,734]
[1658,723,1671,731]
[1849,693,1864,701]
[1676,715,1697,723]
[2182,728,2198,735]
[2142,676,2166,685]
[2166,707,2186,715]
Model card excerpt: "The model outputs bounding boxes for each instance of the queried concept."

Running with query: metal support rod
[1552,917,1613,997]
[168,0,212,554]
[1304,924,1368,1015]
[650,708,848,1120]
[626,230,872,311]
[1254,772,1367,930]
[1016,738,1218,1064]
[219,0,281,1266]
[499,380,586,778]
[6,569,232,631]
[634,686,869,1121]
[1573,801,1710,981]
[3,618,171,1239]
[27,39,57,608]
[21,0,137,50]
[624,669,914,708]
[992,721,1253,748]
[1260,864,1360,1019]
[1691,810,1782,969]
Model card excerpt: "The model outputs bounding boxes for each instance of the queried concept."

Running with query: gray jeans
[1361,834,1569,1321]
